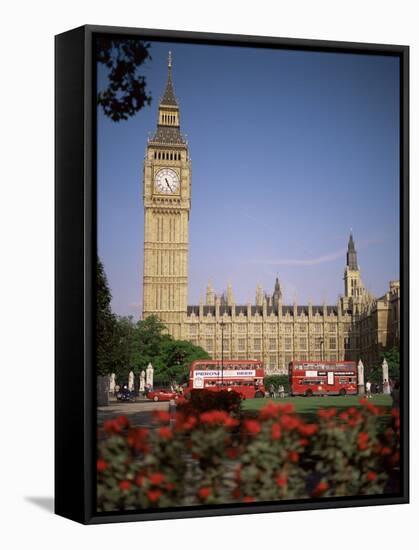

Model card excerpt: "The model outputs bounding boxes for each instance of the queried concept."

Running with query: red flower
[260,402,282,419]
[242,496,255,503]
[389,451,400,466]
[288,450,299,463]
[119,480,132,491]
[147,489,162,503]
[298,423,318,436]
[198,487,212,500]
[366,471,377,481]
[226,447,239,459]
[318,408,337,419]
[115,415,129,429]
[103,419,122,434]
[357,432,369,450]
[158,426,173,439]
[200,410,238,427]
[312,481,329,497]
[175,413,198,431]
[381,446,392,456]
[299,438,309,447]
[127,427,149,450]
[276,474,287,487]
[154,410,171,423]
[271,423,282,440]
[96,459,107,472]
[280,414,300,431]
[149,472,165,486]
[244,419,261,435]
[135,474,144,487]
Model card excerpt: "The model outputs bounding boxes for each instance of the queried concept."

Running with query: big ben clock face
[154,168,180,194]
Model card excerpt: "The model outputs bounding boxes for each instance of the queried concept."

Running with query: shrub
[97,400,400,511]
[177,389,242,417]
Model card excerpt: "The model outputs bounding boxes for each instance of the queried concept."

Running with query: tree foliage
[154,339,210,385]
[381,347,400,382]
[96,257,117,376]
[96,37,152,122]
[366,346,400,385]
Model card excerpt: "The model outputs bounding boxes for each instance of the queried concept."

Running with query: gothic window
[285,337,292,351]
[299,338,307,350]
[238,338,246,351]
[189,325,198,335]
[300,353,307,361]
[329,337,337,350]
[313,324,322,334]
[300,324,307,332]
[269,355,277,367]
[254,338,261,351]
[269,338,276,351]
[329,324,337,333]
[253,324,261,333]
[170,153,173,160]
[206,339,213,351]
[222,339,230,351]
[284,325,292,334]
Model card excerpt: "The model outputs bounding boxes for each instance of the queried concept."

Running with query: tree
[111,316,136,384]
[130,315,170,374]
[96,257,117,376]
[154,339,210,385]
[366,346,400,385]
[381,346,400,382]
[96,37,152,122]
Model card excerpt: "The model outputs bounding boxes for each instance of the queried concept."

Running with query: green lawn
[242,395,393,429]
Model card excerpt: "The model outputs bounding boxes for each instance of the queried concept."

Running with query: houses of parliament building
[142,53,400,374]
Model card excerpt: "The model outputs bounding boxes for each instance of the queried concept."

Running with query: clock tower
[142,52,191,338]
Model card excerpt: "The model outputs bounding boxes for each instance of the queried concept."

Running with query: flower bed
[97,399,400,511]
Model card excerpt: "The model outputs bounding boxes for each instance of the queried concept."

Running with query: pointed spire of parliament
[346,231,358,270]
[160,50,178,107]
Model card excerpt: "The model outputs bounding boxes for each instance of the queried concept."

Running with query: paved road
[97,398,170,428]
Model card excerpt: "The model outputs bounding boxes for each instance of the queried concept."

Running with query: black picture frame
[55,24,409,525]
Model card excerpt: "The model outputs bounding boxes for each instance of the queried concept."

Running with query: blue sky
[97,40,400,319]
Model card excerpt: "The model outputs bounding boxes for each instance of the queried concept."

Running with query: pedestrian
[365,380,372,399]
[278,384,285,399]
[269,383,275,399]
[383,378,390,395]
[391,380,400,409]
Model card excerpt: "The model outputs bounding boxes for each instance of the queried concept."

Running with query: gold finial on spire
[168,50,172,68]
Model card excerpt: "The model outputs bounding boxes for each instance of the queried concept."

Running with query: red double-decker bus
[289,360,357,397]
[188,359,266,399]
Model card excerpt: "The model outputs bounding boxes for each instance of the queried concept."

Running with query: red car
[146,389,180,402]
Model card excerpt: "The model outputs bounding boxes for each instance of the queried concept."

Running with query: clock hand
[165,178,173,192]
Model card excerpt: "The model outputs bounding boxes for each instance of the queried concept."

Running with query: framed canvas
[55,25,409,524]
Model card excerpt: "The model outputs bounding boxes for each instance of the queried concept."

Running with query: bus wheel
[339,389,347,396]
[153,396,159,402]
[305,389,313,397]
[254,391,263,398]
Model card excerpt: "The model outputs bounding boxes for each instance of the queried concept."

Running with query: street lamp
[320,338,324,361]
[220,320,225,386]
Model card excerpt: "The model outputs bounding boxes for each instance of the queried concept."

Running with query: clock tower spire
[142,53,191,338]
